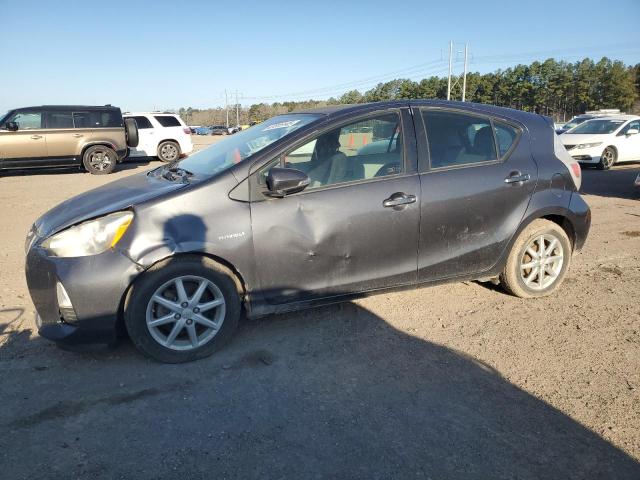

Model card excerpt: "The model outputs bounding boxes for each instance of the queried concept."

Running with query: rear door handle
[383,193,416,208]
[72,133,83,138]
[30,135,43,140]
[504,172,530,184]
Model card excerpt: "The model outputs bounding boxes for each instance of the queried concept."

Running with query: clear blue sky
[1,0,638,113]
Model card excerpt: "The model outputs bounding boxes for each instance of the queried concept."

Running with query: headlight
[42,211,133,257]
[576,142,602,149]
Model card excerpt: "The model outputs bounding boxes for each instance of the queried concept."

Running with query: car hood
[33,170,188,239]
[560,133,607,145]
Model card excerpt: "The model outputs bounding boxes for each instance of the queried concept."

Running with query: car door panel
[251,176,420,304]
[415,109,537,281]
[250,108,419,304]
[616,121,640,161]
[0,110,48,168]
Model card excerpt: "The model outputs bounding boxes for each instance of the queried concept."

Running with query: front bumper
[25,244,141,344]
[567,147,603,164]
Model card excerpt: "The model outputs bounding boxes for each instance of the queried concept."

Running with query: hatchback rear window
[154,116,182,127]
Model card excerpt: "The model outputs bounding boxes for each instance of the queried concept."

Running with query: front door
[0,110,47,168]
[616,120,640,161]
[415,108,537,281]
[250,109,420,304]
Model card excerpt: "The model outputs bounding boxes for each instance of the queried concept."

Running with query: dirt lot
[1,137,639,479]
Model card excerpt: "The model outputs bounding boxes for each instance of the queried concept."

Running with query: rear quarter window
[154,116,182,127]
[88,110,122,128]
[129,116,153,129]
[494,122,519,157]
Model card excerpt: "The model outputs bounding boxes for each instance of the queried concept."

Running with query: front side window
[130,116,153,129]
[619,120,640,135]
[9,111,42,130]
[422,110,497,168]
[47,111,74,129]
[281,112,403,189]
[155,115,181,127]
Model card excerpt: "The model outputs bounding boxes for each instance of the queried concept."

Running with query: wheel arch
[115,252,248,338]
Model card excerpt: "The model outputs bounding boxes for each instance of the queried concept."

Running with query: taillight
[570,162,581,178]
[183,127,191,135]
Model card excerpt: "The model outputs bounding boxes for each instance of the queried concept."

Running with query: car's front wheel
[125,256,241,363]
[500,219,572,298]
[157,141,181,162]
[597,146,617,170]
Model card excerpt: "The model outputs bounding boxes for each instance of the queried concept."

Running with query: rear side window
[494,122,518,157]
[154,115,181,127]
[47,111,74,129]
[73,112,91,128]
[422,110,497,168]
[130,116,153,129]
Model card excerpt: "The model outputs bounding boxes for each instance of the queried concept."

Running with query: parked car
[25,100,590,363]
[210,125,228,136]
[195,126,212,135]
[556,110,623,135]
[0,105,138,174]
[560,115,640,169]
[123,113,193,162]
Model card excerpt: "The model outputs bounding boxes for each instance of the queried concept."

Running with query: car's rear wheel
[83,145,116,175]
[124,256,240,363]
[500,219,572,298]
[597,146,616,170]
[158,141,180,162]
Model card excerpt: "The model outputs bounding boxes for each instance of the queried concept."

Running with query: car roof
[294,100,543,124]
[13,105,119,111]
[583,115,639,121]
[123,112,179,116]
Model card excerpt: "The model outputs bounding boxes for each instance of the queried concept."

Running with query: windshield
[564,117,590,129]
[0,110,9,126]
[568,119,625,135]
[176,113,321,177]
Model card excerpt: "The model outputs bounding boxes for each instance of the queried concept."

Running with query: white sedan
[560,115,640,170]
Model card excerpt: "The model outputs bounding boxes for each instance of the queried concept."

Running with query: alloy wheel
[90,151,112,171]
[160,143,179,161]
[145,275,226,351]
[519,234,564,291]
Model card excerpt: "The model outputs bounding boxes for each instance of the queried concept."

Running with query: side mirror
[265,167,310,198]
[626,128,639,136]
[5,121,18,131]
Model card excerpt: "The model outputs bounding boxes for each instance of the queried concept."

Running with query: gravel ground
[1,138,639,479]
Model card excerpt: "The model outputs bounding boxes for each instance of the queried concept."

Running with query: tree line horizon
[178,57,639,126]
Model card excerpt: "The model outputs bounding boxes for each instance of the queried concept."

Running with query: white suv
[124,113,193,162]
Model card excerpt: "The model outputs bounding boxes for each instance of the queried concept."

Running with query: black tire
[82,145,117,175]
[157,141,181,162]
[124,256,241,363]
[124,117,139,148]
[597,146,616,170]
[500,219,572,298]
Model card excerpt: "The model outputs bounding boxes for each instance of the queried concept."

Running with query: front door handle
[30,135,43,140]
[504,172,530,184]
[383,192,416,208]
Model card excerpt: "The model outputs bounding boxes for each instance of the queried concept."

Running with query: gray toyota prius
[25,100,590,363]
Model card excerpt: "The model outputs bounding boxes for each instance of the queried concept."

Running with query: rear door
[127,115,155,156]
[415,108,537,281]
[0,110,47,168]
[43,110,84,165]
[250,108,420,304]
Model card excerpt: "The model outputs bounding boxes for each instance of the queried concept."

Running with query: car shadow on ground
[580,163,639,200]
[1,302,638,479]
[0,158,157,177]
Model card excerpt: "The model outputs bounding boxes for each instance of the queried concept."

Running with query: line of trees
[178,57,639,125]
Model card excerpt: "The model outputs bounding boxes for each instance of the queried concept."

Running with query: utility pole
[462,43,468,102]
[225,89,229,128]
[447,41,453,101]
[235,89,239,127]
